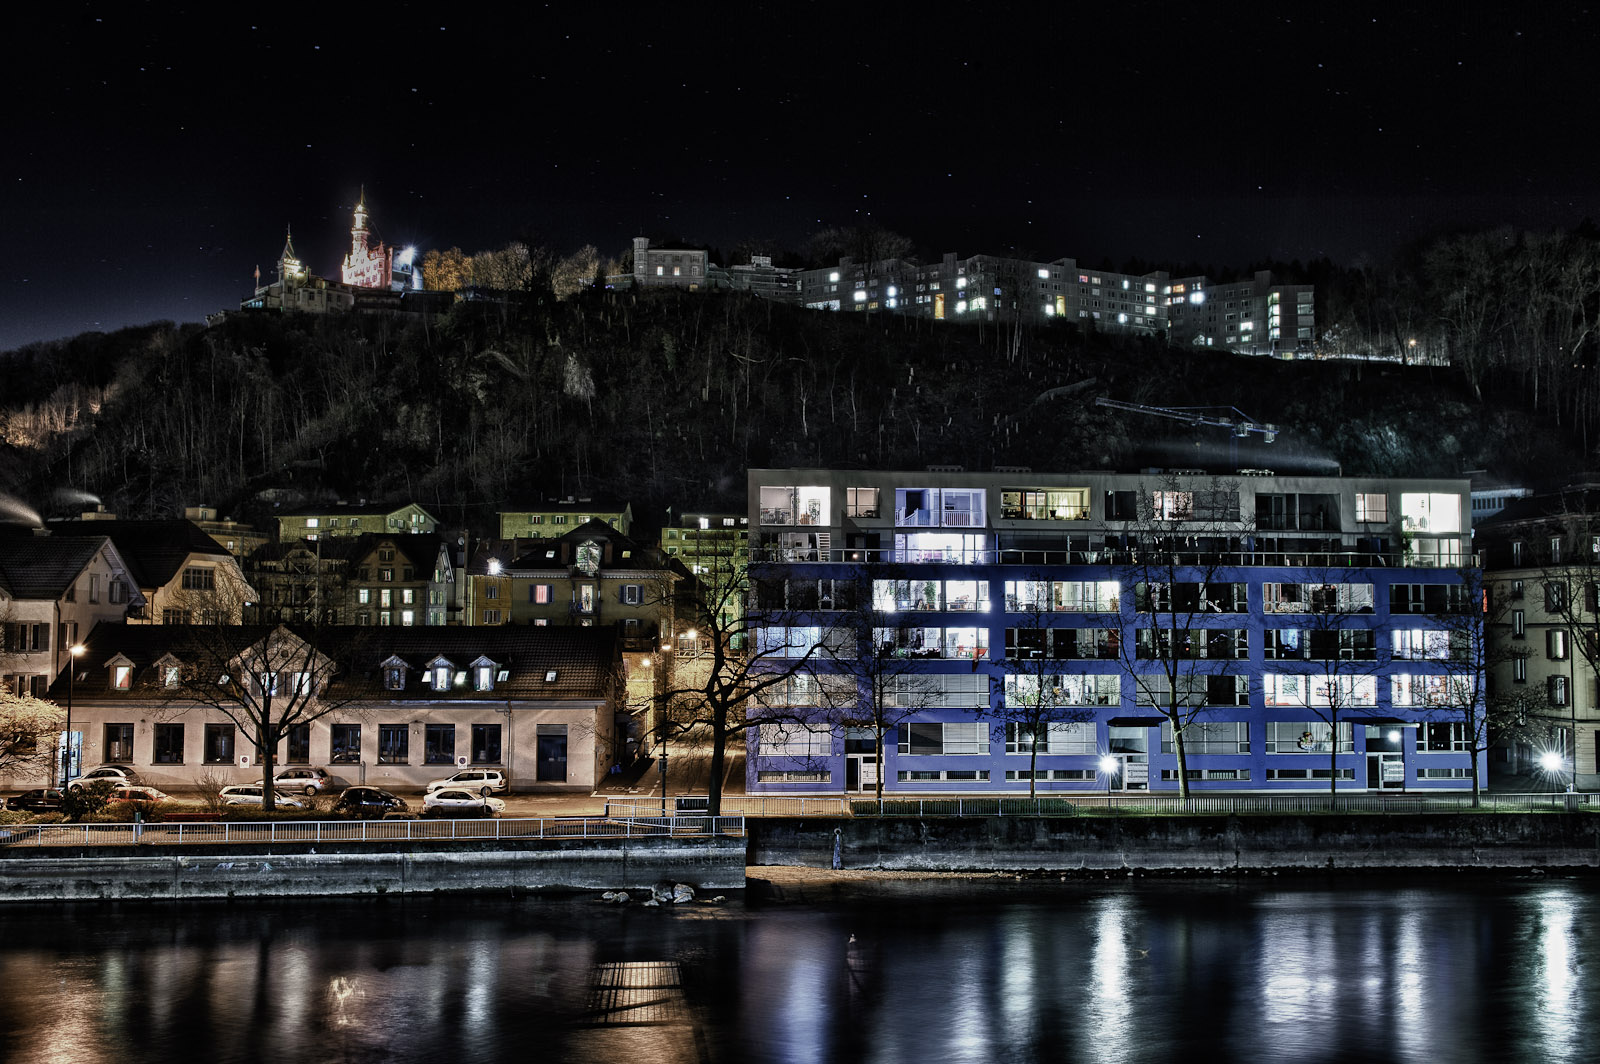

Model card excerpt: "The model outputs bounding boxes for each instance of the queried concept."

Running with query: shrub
[61,781,114,821]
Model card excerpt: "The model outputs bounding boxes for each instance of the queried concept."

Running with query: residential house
[661,511,749,652]
[42,624,622,793]
[0,534,145,699]
[184,505,269,557]
[247,533,461,627]
[1476,483,1600,788]
[497,498,634,539]
[276,500,441,542]
[18,518,253,626]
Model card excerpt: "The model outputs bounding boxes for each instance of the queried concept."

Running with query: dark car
[5,789,64,813]
[332,787,409,819]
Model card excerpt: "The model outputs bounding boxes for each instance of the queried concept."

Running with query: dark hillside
[0,291,1577,534]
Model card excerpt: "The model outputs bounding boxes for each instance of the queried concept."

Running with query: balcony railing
[757,547,1462,569]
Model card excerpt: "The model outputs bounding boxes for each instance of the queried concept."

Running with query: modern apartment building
[746,467,1478,795]
[796,253,1314,355]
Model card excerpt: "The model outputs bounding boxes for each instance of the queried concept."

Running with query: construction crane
[1094,397,1279,443]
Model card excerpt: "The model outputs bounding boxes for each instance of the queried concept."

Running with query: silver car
[273,767,332,795]
[424,769,507,796]
[219,784,304,809]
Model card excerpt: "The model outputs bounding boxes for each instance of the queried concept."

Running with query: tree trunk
[707,713,726,818]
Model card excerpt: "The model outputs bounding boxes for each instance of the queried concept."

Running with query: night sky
[6,4,1599,352]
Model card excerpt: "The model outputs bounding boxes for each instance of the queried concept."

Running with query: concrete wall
[749,814,1600,872]
[0,836,745,902]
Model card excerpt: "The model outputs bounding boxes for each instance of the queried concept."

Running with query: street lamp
[61,643,85,786]
[1098,754,1119,798]
[1539,749,1572,793]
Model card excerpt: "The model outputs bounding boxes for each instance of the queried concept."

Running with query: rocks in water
[672,884,695,904]
[604,883,701,905]
[600,891,631,904]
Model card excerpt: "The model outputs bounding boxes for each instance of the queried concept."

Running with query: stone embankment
[749,813,1600,873]
[0,835,746,902]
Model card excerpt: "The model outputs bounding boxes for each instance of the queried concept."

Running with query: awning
[1108,716,1166,727]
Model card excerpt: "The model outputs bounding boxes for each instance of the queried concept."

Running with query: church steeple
[278,226,307,286]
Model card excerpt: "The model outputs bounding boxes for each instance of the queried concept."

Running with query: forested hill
[0,290,1579,534]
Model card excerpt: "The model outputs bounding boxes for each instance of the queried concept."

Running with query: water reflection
[0,879,1598,1063]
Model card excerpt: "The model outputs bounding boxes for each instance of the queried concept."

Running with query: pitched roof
[30,520,231,589]
[0,535,113,600]
[57,623,618,704]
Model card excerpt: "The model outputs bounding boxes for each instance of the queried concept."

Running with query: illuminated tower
[340,186,393,289]
[278,227,308,287]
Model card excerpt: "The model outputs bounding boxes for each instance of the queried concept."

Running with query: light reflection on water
[0,878,1595,1064]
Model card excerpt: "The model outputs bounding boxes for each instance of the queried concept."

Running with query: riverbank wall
[0,836,746,902]
[749,813,1600,872]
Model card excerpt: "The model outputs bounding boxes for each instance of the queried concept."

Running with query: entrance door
[536,725,568,782]
[846,754,878,792]
[1366,753,1404,790]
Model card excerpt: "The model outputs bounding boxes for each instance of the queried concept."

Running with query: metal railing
[605,796,850,819]
[752,547,1458,570]
[0,815,745,848]
[845,793,1600,817]
[610,792,1600,819]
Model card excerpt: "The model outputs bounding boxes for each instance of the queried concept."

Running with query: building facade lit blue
[746,468,1483,795]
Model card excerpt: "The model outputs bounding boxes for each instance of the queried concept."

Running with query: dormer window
[545,670,558,683]
[577,540,601,575]
[471,656,499,692]
[164,666,180,687]
[112,666,133,690]
[380,656,410,691]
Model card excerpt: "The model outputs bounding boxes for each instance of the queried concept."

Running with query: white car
[424,769,507,796]
[422,788,505,818]
[67,766,141,790]
[219,784,304,809]
[273,767,332,795]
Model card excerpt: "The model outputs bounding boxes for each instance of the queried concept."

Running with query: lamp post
[61,643,84,787]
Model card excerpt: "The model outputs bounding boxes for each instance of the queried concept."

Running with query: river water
[1,873,1595,1064]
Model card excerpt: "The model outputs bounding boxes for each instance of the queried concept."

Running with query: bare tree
[159,621,361,812]
[1263,570,1385,799]
[1111,477,1253,798]
[820,566,947,802]
[0,687,65,781]
[653,540,827,816]
[1428,567,1525,806]
[984,572,1100,798]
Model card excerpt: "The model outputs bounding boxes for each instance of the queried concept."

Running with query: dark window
[104,724,134,762]
[182,568,215,591]
[330,723,361,763]
[204,724,235,764]
[472,724,503,764]
[287,724,310,764]
[378,724,409,764]
[536,724,568,782]
[425,724,456,764]
[153,724,184,764]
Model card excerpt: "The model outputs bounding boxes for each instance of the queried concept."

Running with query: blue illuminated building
[746,468,1482,795]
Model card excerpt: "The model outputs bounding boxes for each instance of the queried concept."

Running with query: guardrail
[605,796,851,819]
[609,792,1600,818]
[845,793,1600,817]
[0,815,745,848]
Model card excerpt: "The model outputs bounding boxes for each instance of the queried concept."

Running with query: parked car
[424,769,507,796]
[219,785,304,809]
[423,788,506,818]
[5,789,64,813]
[332,787,409,819]
[273,767,332,795]
[67,766,141,790]
[109,786,169,804]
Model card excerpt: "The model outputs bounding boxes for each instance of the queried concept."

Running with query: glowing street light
[60,643,85,786]
[1099,754,1119,797]
[1539,749,1572,793]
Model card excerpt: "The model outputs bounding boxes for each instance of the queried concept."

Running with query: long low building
[746,467,1480,796]
[37,625,623,795]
